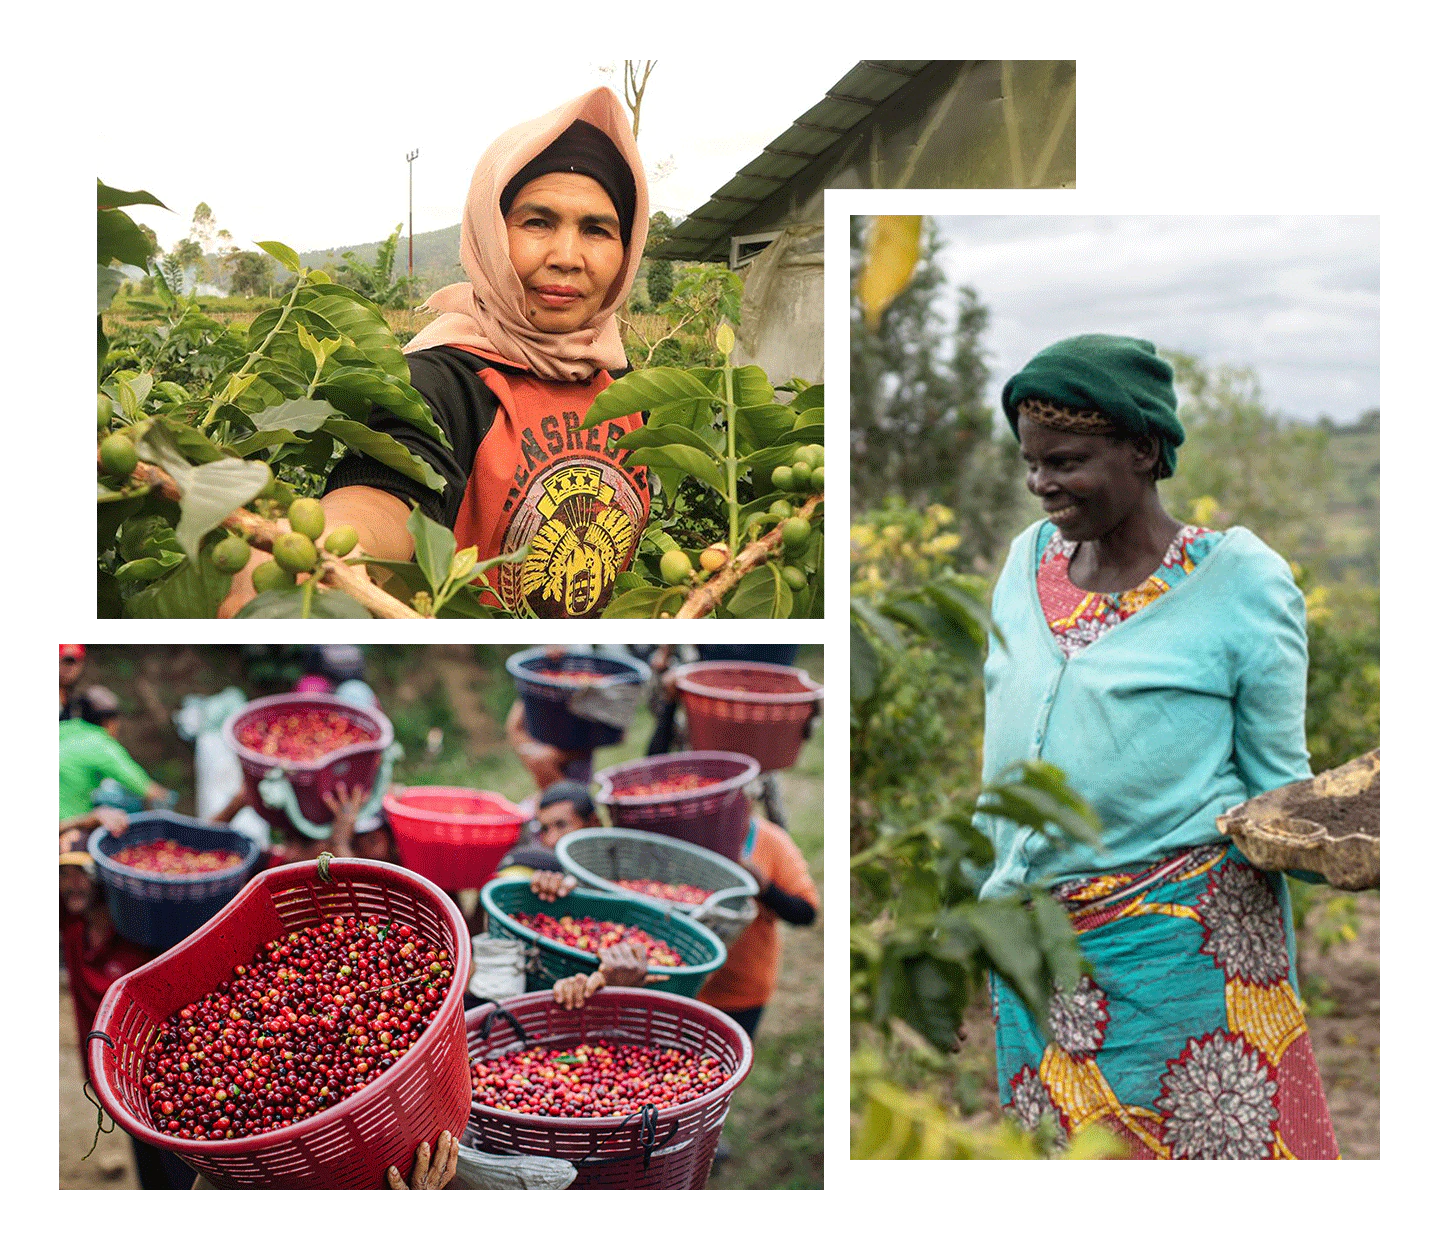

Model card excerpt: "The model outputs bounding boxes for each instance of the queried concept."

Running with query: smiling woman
[979,333,1341,1158]
[218,88,651,620]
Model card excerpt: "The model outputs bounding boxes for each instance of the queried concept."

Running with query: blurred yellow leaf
[858,216,923,330]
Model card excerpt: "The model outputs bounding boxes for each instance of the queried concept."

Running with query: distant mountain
[297,224,464,288]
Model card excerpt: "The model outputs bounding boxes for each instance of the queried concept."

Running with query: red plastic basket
[594,752,760,861]
[674,661,824,772]
[223,693,393,835]
[88,858,473,1189]
[382,787,524,891]
[464,989,753,1189]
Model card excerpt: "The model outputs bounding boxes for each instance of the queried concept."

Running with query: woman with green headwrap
[978,334,1339,1158]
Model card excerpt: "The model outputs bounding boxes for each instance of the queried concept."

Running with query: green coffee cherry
[781,518,812,553]
[659,549,694,585]
[781,565,808,591]
[323,525,359,557]
[770,465,795,493]
[287,497,326,541]
[210,535,253,574]
[272,532,318,574]
[252,560,295,594]
[99,433,138,479]
[97,394,114,430]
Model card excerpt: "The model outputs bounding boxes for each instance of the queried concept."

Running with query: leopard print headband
[1017,396,1119,435]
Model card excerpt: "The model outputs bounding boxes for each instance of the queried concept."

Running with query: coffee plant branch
[109,454,421,619]
[676,494,822,619]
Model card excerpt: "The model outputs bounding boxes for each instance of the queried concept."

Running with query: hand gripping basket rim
[671,659,825,706]
[222,691,395,773]
[504,647,652,692]
[464,987,754,1126]
[87,857,471,1166]
[554,827,760,906]
[478,878,727,979]
[592,751,762,806]
[382,786,526,833]
[87,811,263,889]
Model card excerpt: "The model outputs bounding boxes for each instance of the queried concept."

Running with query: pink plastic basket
[382,787,524,891]
[674,660,823,772]
[223,693,393,835]
[464,989,752,1189]
[593,752,760,861]
[88,858,472,1189]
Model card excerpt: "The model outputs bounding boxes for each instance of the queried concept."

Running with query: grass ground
[59,645,824,1189]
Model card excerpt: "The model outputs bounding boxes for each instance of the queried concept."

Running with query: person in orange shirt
[698,816,819,1038]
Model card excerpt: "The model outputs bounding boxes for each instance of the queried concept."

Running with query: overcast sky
[110,57,855,256]
[930,215,1379,423]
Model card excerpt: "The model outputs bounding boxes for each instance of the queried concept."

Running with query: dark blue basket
[88,813,263,951]
[505,648,649,752]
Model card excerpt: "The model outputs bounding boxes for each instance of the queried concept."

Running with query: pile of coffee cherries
[529,667,608,686]
[610,773,724,798]
[470,1041,727,1117]
[113,839,244,875]
[511,912,684,967]
[236,708,376,762]
[616,878,712,906]
[139,915,453,1141]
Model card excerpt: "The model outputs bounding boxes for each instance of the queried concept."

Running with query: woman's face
[1018,416,1156,542]
[504,172,626,334]
[60,866,96,916]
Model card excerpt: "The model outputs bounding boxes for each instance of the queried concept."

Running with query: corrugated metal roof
[656,61,930,261]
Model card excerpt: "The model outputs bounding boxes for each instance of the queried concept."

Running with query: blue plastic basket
[505,648,650,751]
[479,878,726,998]
[88,813,263,951]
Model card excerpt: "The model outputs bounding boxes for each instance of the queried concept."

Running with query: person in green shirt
[59,687,171,821]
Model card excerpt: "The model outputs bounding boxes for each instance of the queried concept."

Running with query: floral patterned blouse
[1036,522,1222,657]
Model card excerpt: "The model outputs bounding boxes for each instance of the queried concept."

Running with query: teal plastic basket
[479,879,726,998]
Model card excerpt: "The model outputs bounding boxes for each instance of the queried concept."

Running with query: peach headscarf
[403,87,649,382]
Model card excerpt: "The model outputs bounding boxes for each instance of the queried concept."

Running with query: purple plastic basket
[593,752,760,862]
[222,694,392,835]
[506,648,649,752]
[88,812,263,950]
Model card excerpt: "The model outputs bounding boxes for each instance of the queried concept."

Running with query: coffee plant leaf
[734,403,795,450]
[613,424,721,460]
[297,285,406,379]
[770,416,824,446]
[581,367,717,429]
[171,458,273,563]
[726,564,793,618]
[98,207,155,269]
[622,446,726,495]
[729,365,775,410]
[97,181,166,212]
[250,397,337,434]
[852,619,880,703]
[323,418,446,492]
[601,585,672,618]
[115,552,185,583]
[317,366,449,447]
[125,550,234,619]
[152,415,227,464]
[237,587,372,619]
[97,264,124,313]
[256,240,303,274]
[406,506,456,593]
[791,383,824,414]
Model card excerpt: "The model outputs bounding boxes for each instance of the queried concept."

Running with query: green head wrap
[1001,334,1183,479]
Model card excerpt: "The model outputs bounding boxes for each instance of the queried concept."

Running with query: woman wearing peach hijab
[221,87,650,619]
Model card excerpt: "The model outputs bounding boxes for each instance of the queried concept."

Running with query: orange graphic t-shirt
[449,348,649,619]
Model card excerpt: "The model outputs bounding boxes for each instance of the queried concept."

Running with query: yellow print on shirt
[520,464,636,617]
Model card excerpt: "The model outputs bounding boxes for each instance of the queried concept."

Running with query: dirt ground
[950,886,1380,1158]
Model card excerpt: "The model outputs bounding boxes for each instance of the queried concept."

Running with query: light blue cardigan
[977,521,1311,900]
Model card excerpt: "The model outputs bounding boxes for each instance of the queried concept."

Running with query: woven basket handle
[473,998,531,1047]
[687,884,753,924]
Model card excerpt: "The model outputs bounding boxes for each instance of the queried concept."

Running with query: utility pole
[406,149,420,277]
